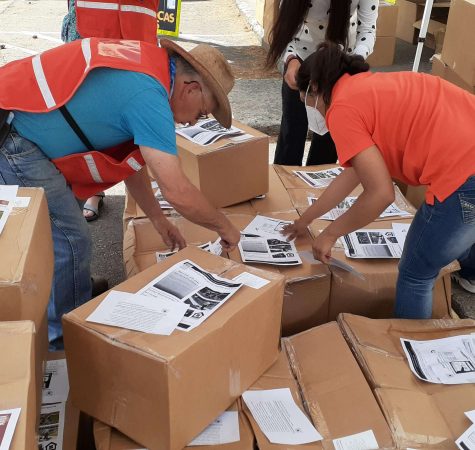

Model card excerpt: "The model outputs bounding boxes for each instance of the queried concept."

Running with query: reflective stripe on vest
[81,38,92,71]
[126,156,142,171]
[32,55,56,108]
[77,1,156,18]
[83,154,104,183]
[120,4,156,18]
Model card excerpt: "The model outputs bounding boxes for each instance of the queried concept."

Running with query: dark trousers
[274,79,337,166]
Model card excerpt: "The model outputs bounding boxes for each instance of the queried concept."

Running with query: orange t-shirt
[326,72,475,204]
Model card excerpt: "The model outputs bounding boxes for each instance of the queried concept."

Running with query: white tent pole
[412,0,435,72]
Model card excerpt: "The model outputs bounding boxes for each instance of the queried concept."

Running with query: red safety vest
[76,0,159,44]
[0,38,171,199]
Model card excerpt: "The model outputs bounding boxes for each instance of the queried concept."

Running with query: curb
[234,0,264,42]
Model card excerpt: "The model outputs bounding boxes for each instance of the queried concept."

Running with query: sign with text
[157,0,182,37]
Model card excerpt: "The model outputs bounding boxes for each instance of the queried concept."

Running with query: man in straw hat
[0,37,240,349]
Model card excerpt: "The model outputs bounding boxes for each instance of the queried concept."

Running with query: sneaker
[451,272,475,294]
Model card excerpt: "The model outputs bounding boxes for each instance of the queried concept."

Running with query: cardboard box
[396,0,419,42]
[441,0,475,87]
[177,120,269,208]
[123,216,220,278]
[0,321,37,450]
[432,53,475,93]
[367,36,396,67]
[413,18,446,52]
[376,3,399,36]
[227,212,331,336]
[338,313,475,449]
[274,164,341,190]
[63,246,284,450]
[250,165,294,214]
[0,187,53,416]
[93,402,255,450]
[244,323,394,449]
[308,218,454,320]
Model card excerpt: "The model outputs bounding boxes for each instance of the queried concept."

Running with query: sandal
[83,193,105,222]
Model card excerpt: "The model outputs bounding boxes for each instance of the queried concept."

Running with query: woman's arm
[353,0,378,58]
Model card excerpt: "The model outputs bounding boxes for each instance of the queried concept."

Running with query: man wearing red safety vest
[0,38,240,350]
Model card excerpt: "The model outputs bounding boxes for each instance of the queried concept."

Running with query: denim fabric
[0,132,92,349]
[395,176,475,319]
[61,0,82,43]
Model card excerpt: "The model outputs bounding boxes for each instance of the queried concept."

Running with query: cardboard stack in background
[433,0,475,93]
[0,187,54,425]
[92,402,255,450]
[367,1,399,67]
[244,323,395,449]
[338,314,475,448]
[63,246,284,450]
[177,119,269,208]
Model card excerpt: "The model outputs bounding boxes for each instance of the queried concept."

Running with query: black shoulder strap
[59,105,95,151]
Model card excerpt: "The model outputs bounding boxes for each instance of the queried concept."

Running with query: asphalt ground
[0,0,473,318]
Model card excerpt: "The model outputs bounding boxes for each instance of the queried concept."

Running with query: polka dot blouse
[283,0,378,64]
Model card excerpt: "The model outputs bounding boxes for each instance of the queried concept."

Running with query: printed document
[42,359,69,404]
[242,388,322,445]
[392,222,410,249]
[308,196,412,220]
[332,430,379,450]
[0,408,21,450]
[0,185,18,235]
[239,234,302,266]
[137,260,242,331]
[176,118,245,146]
[401,334,475,384]
[188,411,240,446]
[242,215,293,240]
[86,290,187,335]
[293,167,344,188]
[232,271,270,289]
[156,238,222,262]
[466,410,475,423]
[456,424,475,450]
[150,182,173,210]
[38,403,65,450]
[341,227,404,258]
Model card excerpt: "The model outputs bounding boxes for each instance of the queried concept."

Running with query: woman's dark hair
[296,42,369,105]
[266,0,352,69]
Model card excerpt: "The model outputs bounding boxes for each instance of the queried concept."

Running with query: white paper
[188,411,240,446]
[456,424,475,450]
[0,185,18,235]
[176,119,244,146]
[242,389,322,445]
[242,215,292,241]
[38,403,65,450]
[392,222,410,249]
[0,408,21,450]
[309,196,412,220]
[86,290,187,335]
[293,167,344,188]
[239,234,302,266]
[232,271,270,289]
[401,335,475,384]
[156,239,222,262]
[12,197,31,208]
[137,260,242,331]
[341,228,403,258]
[154,187,173,210]
[299,251,366,280]
[332,430,379,450]
[42,359,69,404]
[466,410,475,423]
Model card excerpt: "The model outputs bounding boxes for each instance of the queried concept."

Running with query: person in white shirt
[267,0,378,166]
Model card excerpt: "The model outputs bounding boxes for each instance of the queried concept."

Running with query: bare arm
[124,168,186,250]
[139,146,240,251]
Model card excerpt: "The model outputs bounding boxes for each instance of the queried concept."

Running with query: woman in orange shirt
[284,42,475,319]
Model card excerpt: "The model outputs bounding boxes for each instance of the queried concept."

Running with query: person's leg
[83,192,105,221]
[306,131,338,165]
[274,80,308,165]
[0,132,92,349]
[395,177,475,319]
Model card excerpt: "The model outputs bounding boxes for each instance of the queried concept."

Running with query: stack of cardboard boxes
[432,0,475,93]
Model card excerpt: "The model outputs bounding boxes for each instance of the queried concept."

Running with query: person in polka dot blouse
[266,0,378,167]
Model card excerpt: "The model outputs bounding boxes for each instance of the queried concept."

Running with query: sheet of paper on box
[42,359,69,404]
[239,234,302,266]
[137,260,242,331]
[0,408,21,450]
[466,410,475,423]
[233,271,270,289]
[341,228,403,258]
[13,197,31,208]
[242,215,293,240]
[0,185,18,235]
[156,238,222,262]
[86,290,187,335]
[38,402,65,450]
[188,411,240,446]
[401,335,475,384]
[293,167,344,188]
[392,222,410,248]
[332,429,379,450]
[456,424,475,450]
[176,119,245,146]
[242,388,322,445]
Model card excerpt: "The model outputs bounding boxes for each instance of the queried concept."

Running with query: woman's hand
[284,58,301,90]
[312,229,338,264]
[282,218,309,241]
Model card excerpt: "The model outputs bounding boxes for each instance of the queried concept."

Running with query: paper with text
[239,234,302,266]
[137,260,242,331]
[87,290,187,335]
[12,197,31,208]
[401,335,475,384]
[42,359,69,404]
[156,239,222,262]
[242,388,322,445]
[341,228,404,258]
[456,424,475,450]
[38,403,65,450]
[232,271,270,289]
[0,408,21,450]
[392,222,410,249]
[332,430,379,450]
[0,185,18,235]
[242,215,292,241]
[176,119,244,146]
[188,411,240,446]
[293,167,344,188]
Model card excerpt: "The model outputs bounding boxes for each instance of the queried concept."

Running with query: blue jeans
[395,176,475,319]
[0,132,92,349]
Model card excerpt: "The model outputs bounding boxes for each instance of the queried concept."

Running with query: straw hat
[160,39,234,128]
